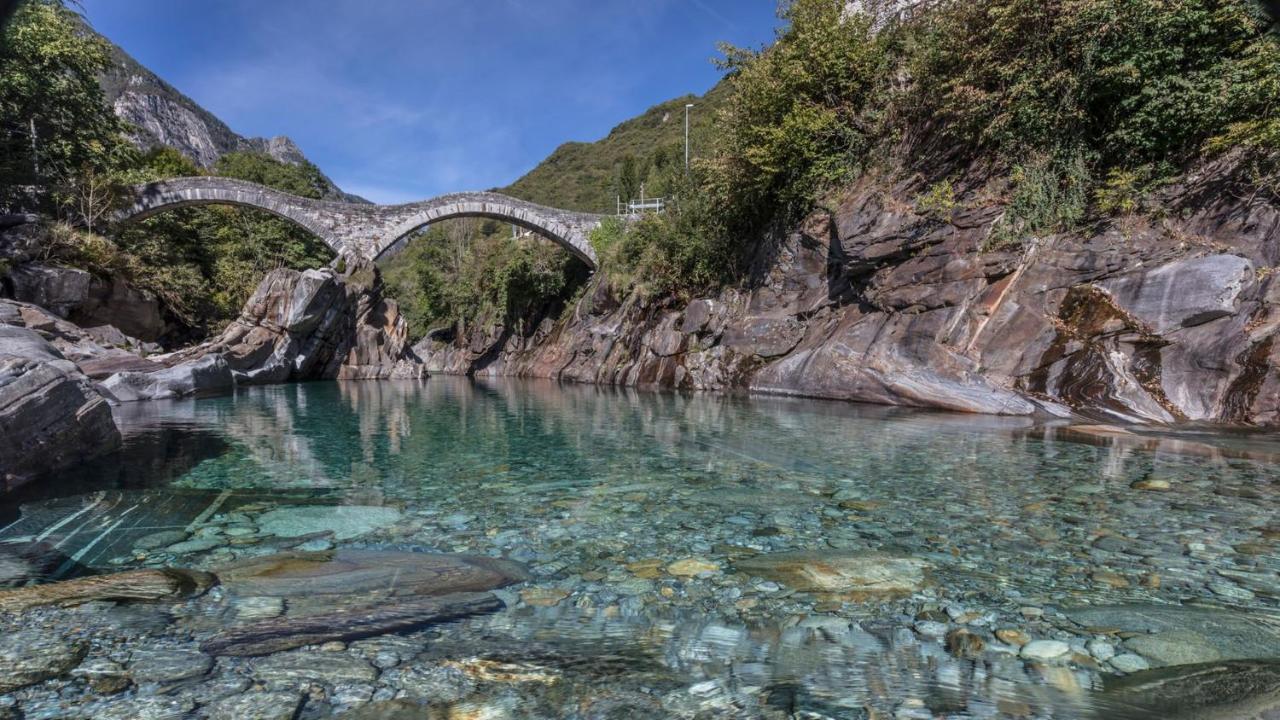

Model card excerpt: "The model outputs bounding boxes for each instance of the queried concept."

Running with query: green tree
[0,0,128,198]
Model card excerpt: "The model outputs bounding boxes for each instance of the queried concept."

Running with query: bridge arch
[113,178,601,269]
[114,178,348,254]
[372,194,596,266]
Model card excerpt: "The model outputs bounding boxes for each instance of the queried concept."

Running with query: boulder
[100,353,233,402]
[70,275,166,342]
[170,257,426,384]
[0,326,121,487]
[4,263,91,317]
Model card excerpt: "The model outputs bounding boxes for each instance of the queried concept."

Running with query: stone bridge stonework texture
[115,177,603,267]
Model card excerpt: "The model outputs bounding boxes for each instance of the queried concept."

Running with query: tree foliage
[0,0,128,196]
[382,219,585,338]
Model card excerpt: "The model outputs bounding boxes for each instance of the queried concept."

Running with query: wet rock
[520,587,570,606]
[215,549,527,598]
[101,353,234,402]
[734,550,930,595]
[202,691,304,720]
[133,530,189,551]
[1020,640,1070,661]
[380,663,475,702]
[0,567,215,612]
[93,696,195,720]
[945,628,985,658]
[255,505,403,540]
[0,326,121,487]
[0,630,87,692]
[1125,630,1223,667]
[162,537,224,555]
[666,558,720,577]
[127,646,212,683]
[1064,604,1280,666]
[1099,660,1280,720]
[252,651,378,687]
[1110,653,1152,673]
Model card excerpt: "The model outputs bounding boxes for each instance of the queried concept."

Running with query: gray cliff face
[0,323,120,488]
[95,28,362,202]
[167,258,425,387]
[415,155,1280,427]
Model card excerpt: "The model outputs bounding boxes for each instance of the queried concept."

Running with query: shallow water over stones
[0,377,1278,718]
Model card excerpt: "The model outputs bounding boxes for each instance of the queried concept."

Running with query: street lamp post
[684,103,694,171]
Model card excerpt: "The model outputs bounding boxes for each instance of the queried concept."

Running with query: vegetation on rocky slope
[587,0,1280,294]
[0,0,334,342]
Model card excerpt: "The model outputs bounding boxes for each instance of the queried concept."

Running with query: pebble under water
[0,377,1278,719]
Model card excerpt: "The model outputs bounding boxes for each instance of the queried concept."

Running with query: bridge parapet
[114,177,602,268]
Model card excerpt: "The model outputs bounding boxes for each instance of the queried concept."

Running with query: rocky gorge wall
[416,157,1280,427]
[0,248,424,488]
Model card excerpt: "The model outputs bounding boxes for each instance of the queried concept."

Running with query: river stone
[734,550,930,595]
[256,505,403,540]
[202,691,304,720]
[133,530,189,551]
[162,537,224,555]
[252,650,378,686]
[216,549,529,598]
[1099,660,1280,720]
[1125,630,1223,667]
[1064,604,1280,666]
[93,696,195,720]
[0,629,87,692]
[127,646,213,683]
[1020,640,1071,661]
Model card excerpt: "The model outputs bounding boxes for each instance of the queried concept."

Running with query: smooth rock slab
[127,646,213,683]
[0,629,87,692]
[255,505,403,540]
[734,550,930,595]
[252,651,378,687]
[216,549,528,598]
[1064,604,1280,667]
[1099,660,1280,720]
[202,691,304,720]
[1125,630,1223,667]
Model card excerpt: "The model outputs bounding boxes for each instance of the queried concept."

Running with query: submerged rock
[252,650,379,687]
[1098,660,1280,720]
[734,550,930,595]
[215,549,529,598]
[255,505,404,540]
[1064,604,1280,668]
[202,692,304,720]
[0,629,87,692]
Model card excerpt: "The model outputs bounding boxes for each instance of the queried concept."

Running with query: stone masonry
[114,177,604,267]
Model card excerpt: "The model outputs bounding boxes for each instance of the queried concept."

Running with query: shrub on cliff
[910,0,1280,237]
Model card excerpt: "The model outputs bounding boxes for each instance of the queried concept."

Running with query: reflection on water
[1,377,1278,718]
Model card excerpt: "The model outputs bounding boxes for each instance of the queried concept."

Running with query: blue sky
[80,1,781,204]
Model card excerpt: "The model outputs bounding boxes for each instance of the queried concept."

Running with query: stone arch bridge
[113,177,604,268]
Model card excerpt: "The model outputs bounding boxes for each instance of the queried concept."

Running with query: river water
[1,377,1277,719]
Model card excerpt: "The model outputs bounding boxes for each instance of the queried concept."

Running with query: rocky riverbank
[0,230,426,487]
[416,155,1280,427]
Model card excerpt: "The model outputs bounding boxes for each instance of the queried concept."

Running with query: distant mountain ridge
[91,25,365,203]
